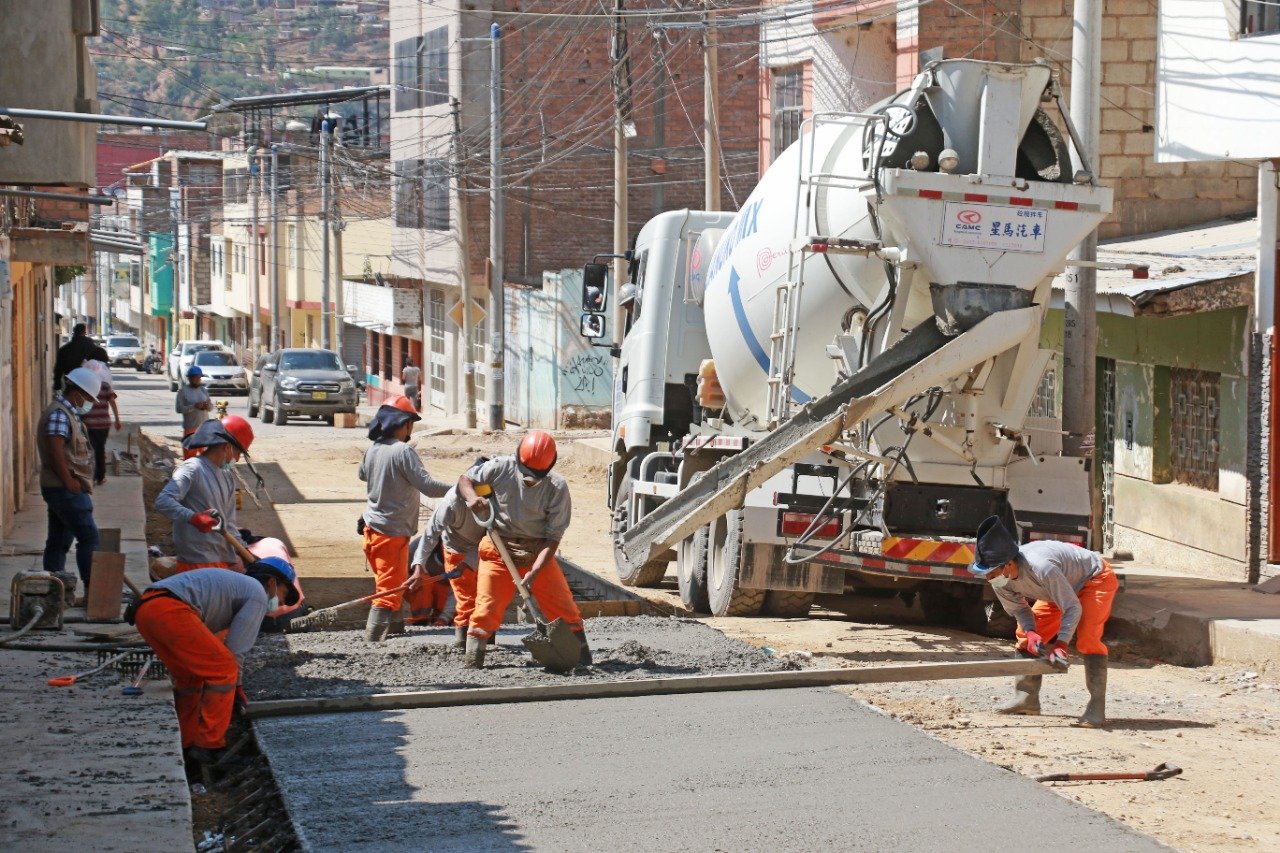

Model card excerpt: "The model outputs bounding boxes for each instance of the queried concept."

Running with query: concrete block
[1105,61,1151,86]
[1101,40,1129,62]
[1105,156,1147,179]
[1097,132,1125,156]
[1151,180,1199,200]
[1123,132,1155,156]
[1130,38,1157,62]
[334,412,358,428]
[1115,14,1157,36]
[1197,177,1247,200]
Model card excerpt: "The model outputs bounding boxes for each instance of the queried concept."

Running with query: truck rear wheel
[763,590,814,618]
[960,596,1017,638]
[677,527,710,612]
[611,476,669,587]
[918,584,962,626]
[706,510,765,617]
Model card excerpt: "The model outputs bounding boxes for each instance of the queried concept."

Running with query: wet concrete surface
[257,686,1166,852]
[241,616,801,700]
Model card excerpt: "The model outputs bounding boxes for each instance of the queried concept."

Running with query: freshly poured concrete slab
[258,687,1165,852]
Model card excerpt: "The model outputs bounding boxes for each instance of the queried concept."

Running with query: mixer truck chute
[585,59,1112,630]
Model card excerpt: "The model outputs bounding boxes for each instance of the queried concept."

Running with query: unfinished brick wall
[908,0,1256,238]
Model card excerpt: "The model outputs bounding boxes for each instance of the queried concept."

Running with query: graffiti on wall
[561,350,610,396]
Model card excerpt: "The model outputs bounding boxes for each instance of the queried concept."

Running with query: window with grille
[393,28,449,111]
[393,38,420,111]
[1170,368,1219,490]
[1241,0,1280,35]
[472,312,487,403]
[429,290,446,396]
[393,160,450,231]
[772,66,804,159]
[370,332,381,377]
[1028,362,1057,418]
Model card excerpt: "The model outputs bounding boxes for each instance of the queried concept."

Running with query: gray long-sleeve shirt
[155,455,244,564]
[412,488,485,568]
[148,569,268,665]
[175,385,212,432]
[359,440,450,538]
[993,540,1104,642]
[470,456,571,542]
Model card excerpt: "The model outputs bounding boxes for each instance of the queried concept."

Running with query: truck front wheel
[611,475,669,587]
[706,510,765,617]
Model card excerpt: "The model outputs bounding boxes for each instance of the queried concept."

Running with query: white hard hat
[65,367,102,400]
[83,359,112,386]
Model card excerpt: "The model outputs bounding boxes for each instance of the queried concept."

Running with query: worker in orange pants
[133,563,297,765]
[458,431,590,669]
[410,458,488,647]
[358,395,449,641]
[969,515,1118,727]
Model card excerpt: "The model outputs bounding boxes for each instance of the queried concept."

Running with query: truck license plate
[311,391,327,400]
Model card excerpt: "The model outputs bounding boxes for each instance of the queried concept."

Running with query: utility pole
[333,145,345,359]
[320,119,333,350]
[269,145,281,351]
[487,22,505,430]
[1062,0,1101,462]
[453,98,478,428]
[703,0,721,211]
[249,150,262,356]
[611,0,632,354]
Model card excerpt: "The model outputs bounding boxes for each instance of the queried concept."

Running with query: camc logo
[957,209,982,224]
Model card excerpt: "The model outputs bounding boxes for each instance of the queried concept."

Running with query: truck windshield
[280,351,343,371]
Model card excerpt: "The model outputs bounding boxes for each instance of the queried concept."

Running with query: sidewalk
[0,425,192,850]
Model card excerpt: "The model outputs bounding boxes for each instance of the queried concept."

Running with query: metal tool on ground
[246,657,1061,718]
[47,650,134,687]
[1035,762,1183,784]
[472,488,581,673]
[288,581,415,632]
[122,659,153,696]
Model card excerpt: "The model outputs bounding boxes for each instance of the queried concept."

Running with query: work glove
[190,512,217,533]
[1047,640,1070,669]
[1022,630,1047,658]
[234,686,250,713]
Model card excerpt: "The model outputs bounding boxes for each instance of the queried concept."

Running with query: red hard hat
[220,415,254,454]
[517,430,557,475]
[384,394,420,419]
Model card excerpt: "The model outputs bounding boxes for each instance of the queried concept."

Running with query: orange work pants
[135,593,238,749]
[1015,561,1118,656]
[365,527,443,615]
[407,577,450,624]
[445,547,478,629]
[468,536,583,639]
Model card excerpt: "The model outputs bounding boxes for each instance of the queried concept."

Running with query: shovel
[48,650,133,687]
[1035,762,1183,783]
[471,490,581,673]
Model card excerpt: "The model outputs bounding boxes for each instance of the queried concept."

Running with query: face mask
[76,400,94,415]
[221,460,234,472]
[989,574,1011,590]
[521,476,543,488]
[266,595,280,611]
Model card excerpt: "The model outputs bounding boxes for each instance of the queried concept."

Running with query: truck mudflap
[789,533,985,585]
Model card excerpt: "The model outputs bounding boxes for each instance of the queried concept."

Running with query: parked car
[190,350,250,395]
[104,334,145,369]
[248,348,358,425]
[167,339,228,391]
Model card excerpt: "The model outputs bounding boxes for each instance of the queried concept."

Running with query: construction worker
[133,563,298,764]
[246,539,308,632]
[155,416,255,573]
[410,459,488,647]
[176,365,212,460]
[968,515,1118,728]
[359,395,450,642]
[457,431,590,669]
[37,366,103,595]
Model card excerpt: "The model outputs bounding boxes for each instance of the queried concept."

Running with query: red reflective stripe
[963,193,988,202]
[918,189,943,199]
[932,541,962,562]
[1055,200,1080,210]
[1009,197,1033,206]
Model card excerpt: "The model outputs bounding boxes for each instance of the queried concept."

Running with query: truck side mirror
[579,312,607,340]
[582,263,609,312]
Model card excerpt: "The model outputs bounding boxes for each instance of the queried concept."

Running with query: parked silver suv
[247,348,358,425]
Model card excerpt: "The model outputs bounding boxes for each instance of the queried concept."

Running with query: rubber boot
[1073,654,1108,728]
[365,606,393,643]
[452,626,467,650]
[994,675,1042,715]
[576,631,593,666]
[463,635,487,669]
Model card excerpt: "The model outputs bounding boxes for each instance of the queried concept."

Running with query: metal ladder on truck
[764,112,887,429]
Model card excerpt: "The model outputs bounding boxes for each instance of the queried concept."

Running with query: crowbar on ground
[1035,762,1183,783]
[246,657,1060,719]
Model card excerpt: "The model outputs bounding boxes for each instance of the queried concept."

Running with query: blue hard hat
[186,365,204,377]
[256,555,296,582]
[248,556,300,606]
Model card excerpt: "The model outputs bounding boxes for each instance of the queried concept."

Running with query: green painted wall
[1042,306,1247,376]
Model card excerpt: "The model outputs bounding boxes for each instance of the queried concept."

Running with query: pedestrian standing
[176,366,212,460]
[358,395,450,642]
[457,431,591,669]
[401,358,422,411]
[81,360,121,485]
[36,366,103,595]
[411,458,488,648]
[968,515,1118,728]
[132,564,297,765]
[53,323,108,391]
[155,416,256,573]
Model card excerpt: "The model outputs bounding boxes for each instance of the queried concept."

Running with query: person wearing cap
[155,416,256,573]
[409,457,488,647]
[358,395,451,642]
[969,515,1118,728]
[133,563,298,765]
[457,430,590,669]
[36,366,103,592]
[176,365,213,460]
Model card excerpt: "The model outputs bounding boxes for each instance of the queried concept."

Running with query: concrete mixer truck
[577,58,1113,633]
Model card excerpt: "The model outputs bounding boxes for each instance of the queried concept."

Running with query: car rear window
[280,351,343,371]
[107,337,140,347]
[186,343,223,354]
[194,352,238,366]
